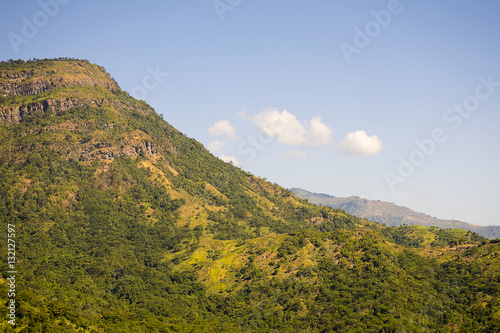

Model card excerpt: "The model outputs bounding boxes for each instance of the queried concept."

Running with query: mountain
[1,59,499,332]
[291,188,500,239]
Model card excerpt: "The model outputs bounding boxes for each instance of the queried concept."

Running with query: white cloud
[338,130,383,156]
[280,150,308,161]
[308,117,333,145]
[209,120,238,140]
[237,108,248,120]
[219,155,239,166]
[208,140,226,153]
[251,108,333,146]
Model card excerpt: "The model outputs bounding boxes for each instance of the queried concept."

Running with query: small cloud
[251,108,333,146]
[219,155,239,166]
[237,108,248,120]
[307,117,333,145]
[208,140,226,153]
[338,130,383,156]
[209,120,238,140]
[281,150,308,161]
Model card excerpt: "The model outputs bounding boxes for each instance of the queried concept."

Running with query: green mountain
[1,59,499,332]
[290,188,500,240]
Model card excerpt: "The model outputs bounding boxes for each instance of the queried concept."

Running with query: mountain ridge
[290,187,500,239]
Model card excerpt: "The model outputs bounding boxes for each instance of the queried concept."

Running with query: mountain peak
[0,58,136,124]
[0,58,118,96]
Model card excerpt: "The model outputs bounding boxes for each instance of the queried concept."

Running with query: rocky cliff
[0,59,159,162]
[0,60,117,96]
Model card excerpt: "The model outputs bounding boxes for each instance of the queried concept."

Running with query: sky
[1,0,499,226]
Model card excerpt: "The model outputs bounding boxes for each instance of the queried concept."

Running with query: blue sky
[1,0,499,226]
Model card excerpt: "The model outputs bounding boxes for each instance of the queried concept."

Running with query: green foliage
[381,224,486,248]
[1,59,499,332]
[293,188,500,240]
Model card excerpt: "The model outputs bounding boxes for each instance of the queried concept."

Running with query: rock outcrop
[0,61,118,97]
[0,59,158,163]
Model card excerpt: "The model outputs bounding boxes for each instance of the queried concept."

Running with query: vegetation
[291,188,500,239]
[1,59,499,332]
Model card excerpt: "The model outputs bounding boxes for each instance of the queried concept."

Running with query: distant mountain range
[291,188,500,239]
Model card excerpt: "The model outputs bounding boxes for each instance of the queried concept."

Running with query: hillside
[1,59,499,332]
[291,188,500,240]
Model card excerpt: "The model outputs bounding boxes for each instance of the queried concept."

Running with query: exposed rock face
[0,76,52,96]
[0,61,118,97]
[74,140,158,162]
[0,60,119,124]
[0,98,86,123]
[0,59,158,163]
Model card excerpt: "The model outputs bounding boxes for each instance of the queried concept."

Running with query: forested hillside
[1,59,499,332]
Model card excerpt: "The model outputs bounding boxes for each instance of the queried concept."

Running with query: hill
[1,59,499,332]
[291,188,500,239]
